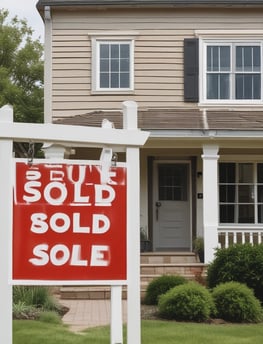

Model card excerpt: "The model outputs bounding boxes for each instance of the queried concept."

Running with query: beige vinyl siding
[51,7,263,118]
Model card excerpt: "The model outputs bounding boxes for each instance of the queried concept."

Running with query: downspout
[44,6,52,123]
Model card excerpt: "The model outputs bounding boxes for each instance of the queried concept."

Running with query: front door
[153,162,191,251]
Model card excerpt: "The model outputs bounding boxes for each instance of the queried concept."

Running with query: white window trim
[197,31,263,106]
[90,32,138,94]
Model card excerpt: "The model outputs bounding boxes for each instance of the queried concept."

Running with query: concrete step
[140,252,199,264]
[60,252,207,300]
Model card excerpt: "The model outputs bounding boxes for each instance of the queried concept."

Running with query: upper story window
[92,37,134,93]
[206,43,261,101]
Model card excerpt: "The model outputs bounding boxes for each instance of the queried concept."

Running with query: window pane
[110,72,119,88]
[111,44,119,58]
[220,74,230,99]
[158,164,188,201]
[239,205,254,223]
[100,44,109,58]
[236,74,261,99]
[100,73,109,88]
[257,185,263,202]
[120,58,129,72]
[219,163,235,183]
[207,46,230,72]
[207,74,218,98]
[238,163,253,183]
[236,46,260,72]
[100,59,109,72]
[220,46,230,71]
[220,205,234,223]
[120,44,130,58]
[220,185,236,203]
[258,205,263,223]
[257,164,263,183]
[111,59,119,72]
[238,185,254,203]
[207,74,229,99]
[207,46,219,71]
[253,46,261,71]
[120,73,130,88]
[253,74,261,99]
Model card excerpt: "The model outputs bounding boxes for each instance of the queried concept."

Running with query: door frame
[152,160,192,251]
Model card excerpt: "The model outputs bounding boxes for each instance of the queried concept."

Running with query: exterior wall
[50,7,263,119]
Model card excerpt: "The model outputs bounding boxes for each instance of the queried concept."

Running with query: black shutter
[184,38,199,102]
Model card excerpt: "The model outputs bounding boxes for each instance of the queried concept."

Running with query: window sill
[91,90,135,95]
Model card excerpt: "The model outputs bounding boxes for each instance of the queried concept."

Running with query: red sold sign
[13,161,127,283]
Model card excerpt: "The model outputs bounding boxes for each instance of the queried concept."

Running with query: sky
[1,0,44,42]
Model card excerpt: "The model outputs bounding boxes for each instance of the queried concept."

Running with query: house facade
[37,0,263,262]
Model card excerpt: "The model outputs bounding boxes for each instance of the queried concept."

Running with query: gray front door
[153,162,191,251]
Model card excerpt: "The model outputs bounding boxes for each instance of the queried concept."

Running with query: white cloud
[1,0,44,41]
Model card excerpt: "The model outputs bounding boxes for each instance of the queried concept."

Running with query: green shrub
[212,282,262,323]
[13,286,52,307]
[158,282,215,322]
[13,286,63,318]
[38,311,62,324]
[144,275,187,305]
[12,301,39,320]
[207,244,263,303]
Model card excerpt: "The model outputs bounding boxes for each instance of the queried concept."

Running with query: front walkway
[61,299,127,332]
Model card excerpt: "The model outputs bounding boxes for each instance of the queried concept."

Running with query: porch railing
[218,227,263,249]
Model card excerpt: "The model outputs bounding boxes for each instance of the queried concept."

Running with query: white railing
[218,227,263,249]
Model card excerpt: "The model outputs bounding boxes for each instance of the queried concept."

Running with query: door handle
[155,201,161,221]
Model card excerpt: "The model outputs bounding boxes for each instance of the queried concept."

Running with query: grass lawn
[13,319,263,344]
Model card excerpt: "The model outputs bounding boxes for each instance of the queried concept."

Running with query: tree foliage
[0,9,44,123]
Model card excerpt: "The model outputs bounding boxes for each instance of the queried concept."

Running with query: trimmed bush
[212,282,262,323]
[158,282,215,322]
[207,244,263,303]
[144,275,187,305]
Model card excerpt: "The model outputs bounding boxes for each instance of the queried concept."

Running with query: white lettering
[70,245,88,266]
[90,245,110,266]
[29,244,49,266]
[92,214,110,234]
[72,213,90,233]
[44,182,67,205]
[50,244,70,266]
[23,181,41,203]
[95,184,115,206]
[30,213,48,234]
[50,213,70,233]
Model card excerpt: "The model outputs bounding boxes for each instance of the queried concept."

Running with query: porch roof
[54,109,263,132]
[36,0,263,8]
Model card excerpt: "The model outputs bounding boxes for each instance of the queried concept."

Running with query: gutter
[36,0,263,12]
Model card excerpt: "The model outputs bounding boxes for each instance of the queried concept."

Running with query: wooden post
[0,105,13,344]
[123,101,141,344]
[111,286,123,344]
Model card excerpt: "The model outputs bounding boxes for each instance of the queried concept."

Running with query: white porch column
[202,144,219,263]
[0,105,13,344]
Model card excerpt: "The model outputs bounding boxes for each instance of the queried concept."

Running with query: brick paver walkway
[61,299,127,332]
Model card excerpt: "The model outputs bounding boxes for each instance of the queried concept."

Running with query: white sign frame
[0,101,149,344]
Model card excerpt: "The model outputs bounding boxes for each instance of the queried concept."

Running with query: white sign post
[0,105,13,344]
[0,101,149,344]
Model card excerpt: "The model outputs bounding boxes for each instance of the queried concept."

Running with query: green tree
[0,9,44,124]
